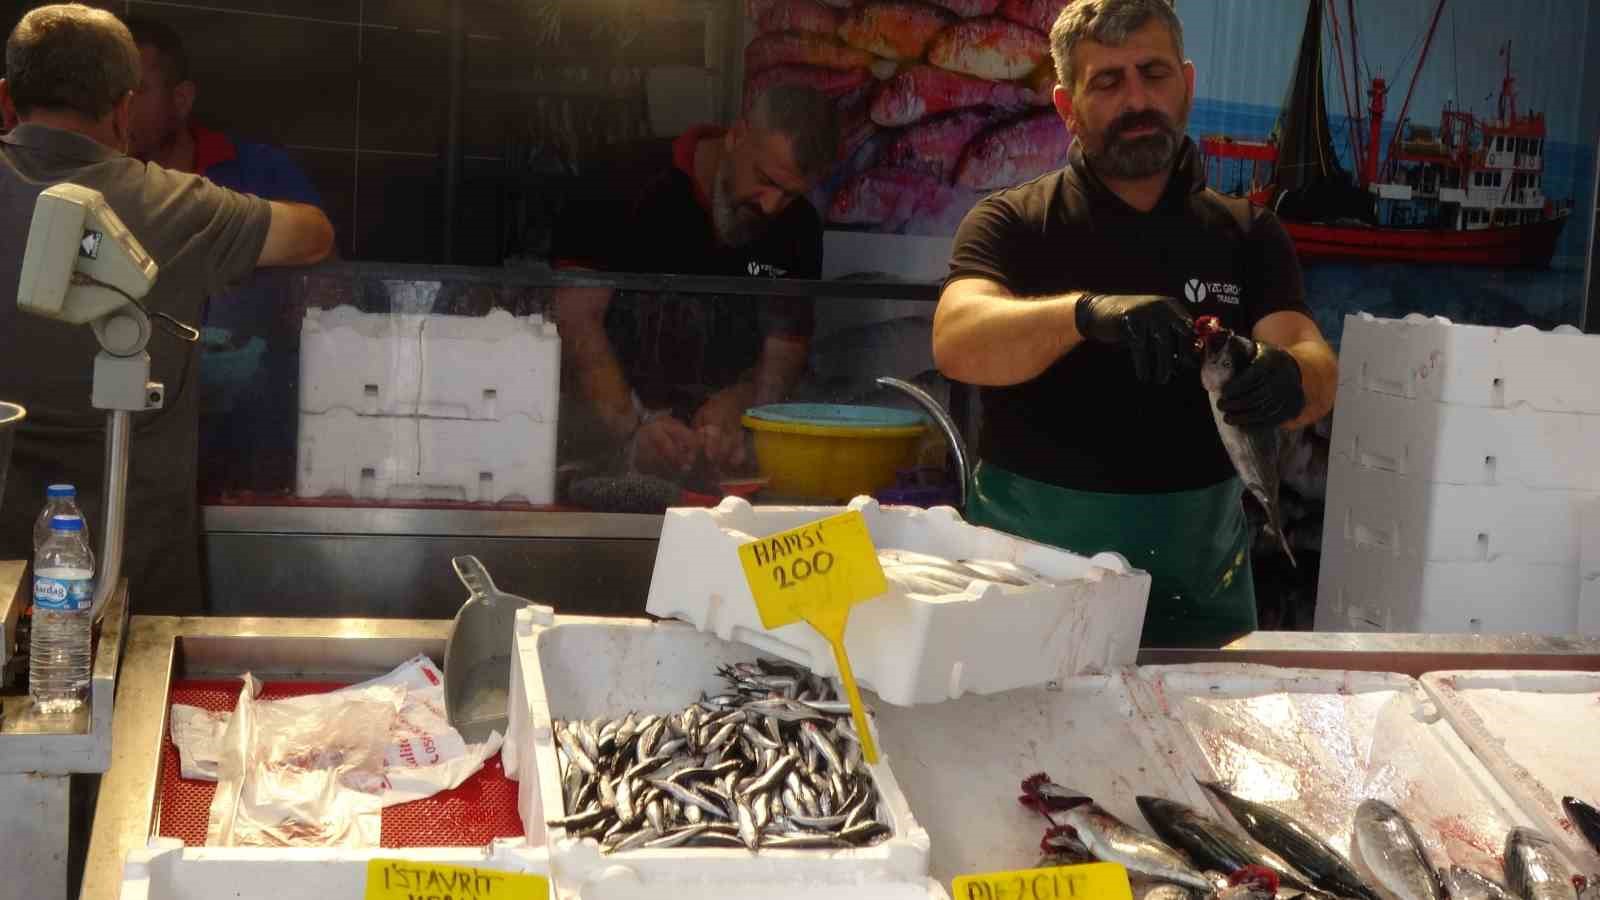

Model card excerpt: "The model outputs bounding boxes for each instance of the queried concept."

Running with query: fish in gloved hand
[1195,316,1298,567]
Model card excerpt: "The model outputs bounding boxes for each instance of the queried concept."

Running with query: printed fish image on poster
[742,0,1073,236]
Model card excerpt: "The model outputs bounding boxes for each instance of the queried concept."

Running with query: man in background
[125,15,321,205]
[0,4,334,613]
[551,85,838,482]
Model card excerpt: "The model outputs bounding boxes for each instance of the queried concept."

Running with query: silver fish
[1353,799,1444,900]
[1063,803,1216,892]
[1197,317,1297,566]
[1504,828,1575,900]
[1443,867,1517,900]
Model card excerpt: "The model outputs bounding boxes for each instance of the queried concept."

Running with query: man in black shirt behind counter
[552,86,837,479]
[934,0,1338,646]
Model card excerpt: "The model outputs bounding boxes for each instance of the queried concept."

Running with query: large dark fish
[1196,316,1297,567]
[1563,797,1600,857]
[1199,782,1380,900]
[1503,828,1577,900]
[1137,796,1316,893]
[1352,799,1445,900]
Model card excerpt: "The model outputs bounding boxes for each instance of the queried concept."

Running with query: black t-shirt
[946,138,1312,494]
[551,129,821,418]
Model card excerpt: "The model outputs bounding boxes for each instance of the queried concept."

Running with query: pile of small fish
[1019,774,1600,900]
[878,548,1050,597]
[547,660,891,853]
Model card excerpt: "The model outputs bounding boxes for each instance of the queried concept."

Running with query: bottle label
[35,575,92,612]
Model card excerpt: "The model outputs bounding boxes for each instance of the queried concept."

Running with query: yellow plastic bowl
[743,404,927,501]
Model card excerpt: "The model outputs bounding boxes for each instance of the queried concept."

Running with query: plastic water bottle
[33,483,89,552]
[31,514,95,714]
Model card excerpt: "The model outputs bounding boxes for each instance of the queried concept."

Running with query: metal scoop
[443,555,537,743]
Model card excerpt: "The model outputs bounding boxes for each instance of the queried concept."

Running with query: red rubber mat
[157,679,525,847]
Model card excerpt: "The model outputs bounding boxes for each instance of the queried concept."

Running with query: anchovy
[1563,797,1600,857]
[1199,782,1378,900]
[1196,317,1297,567]
[1504,828,1574,900]
[1136,796,1316,892]
[1443,867,1517,900]
[1062,803,1216,892]
[1352,800,1445,900]
[644,824,710,849]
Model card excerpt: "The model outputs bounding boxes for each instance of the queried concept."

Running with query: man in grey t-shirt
[0,5,334,613]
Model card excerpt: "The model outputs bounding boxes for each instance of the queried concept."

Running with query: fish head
[1198,320,1254,394]
[1136,795,1189,826]
[1041,824,1089,856]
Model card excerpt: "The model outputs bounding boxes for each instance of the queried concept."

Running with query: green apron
[966,461,1256,648]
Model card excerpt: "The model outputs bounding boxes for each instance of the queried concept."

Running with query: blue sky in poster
[1175,0,1598,335]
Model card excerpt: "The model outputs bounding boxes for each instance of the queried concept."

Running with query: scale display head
[17,183,158,326]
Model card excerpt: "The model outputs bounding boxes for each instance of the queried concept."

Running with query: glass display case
[196,263,956,518]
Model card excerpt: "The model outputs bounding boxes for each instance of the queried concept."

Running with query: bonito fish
[1063,803,1219,893]
[1503,828,1577,900]
[1136,796,1316,893]
[1196,316,1297,566]
[745,33,876,72]
[1443,867,1517,900]
[881,108,1008,179]
[1563,797,1600,857]
[1199,781,1379,900]
[838,0,956,60]
[998,0,1059,33]
[1352,800,1445,900]
[870,65,1031,126]
[749,0,842,34]
[927,16,1049,80]
[955,110,1069,189]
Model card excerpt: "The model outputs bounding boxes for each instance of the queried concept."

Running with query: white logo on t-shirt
[1185,277,1241,305]
[1184,279,1207,304]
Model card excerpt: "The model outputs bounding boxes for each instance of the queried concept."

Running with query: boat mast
[1498,41,1517,122]
[1382,0,1448,182]
[1325,0,1366,178]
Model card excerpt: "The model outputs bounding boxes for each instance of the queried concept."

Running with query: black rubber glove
[1218,340,1305,426]
[1074,293,1198,384]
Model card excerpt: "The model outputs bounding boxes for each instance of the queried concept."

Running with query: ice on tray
[1135,665,1533,879]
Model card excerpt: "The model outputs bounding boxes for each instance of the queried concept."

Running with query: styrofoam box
[1421,671,1600,872]
[873,669,1206,887]
[1133,665,1536,879]
[119,840,551,900]
[507,611,944,900]
[1330,381,1600,490]
[643,496,1151,707]
[297,408,556,504]
[1315,529,1580,633]
[1579,498,1600,636]
[300,306,560,422]
[1337,313,1598,412]
[1323,451,1597,566]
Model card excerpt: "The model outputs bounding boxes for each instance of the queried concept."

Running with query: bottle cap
[46,484,76,498]
[49,515,84,532]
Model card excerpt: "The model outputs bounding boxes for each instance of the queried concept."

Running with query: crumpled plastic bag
[206,673,399,847]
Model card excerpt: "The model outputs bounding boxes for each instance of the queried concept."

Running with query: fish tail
[1274,522,1298,568]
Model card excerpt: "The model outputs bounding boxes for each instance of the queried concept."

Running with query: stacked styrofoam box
[644,496,1151,706]
[507,610,947,900]
[1317,313,1600,634]
[296,301,560,504]
[120,841,552,899]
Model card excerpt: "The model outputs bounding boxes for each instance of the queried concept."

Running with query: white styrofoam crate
[1329,380,1600,490]
[296,408,556,504]
[1581,499,1600,636]
[1132,665,1536,880]
[1314,529,1580,633]
[508,612,942,900]
[1337,313,1597,412]
[299,305,560,422]
[1421,671,1600,873]
[872,669,1204,887]
[119,840,551,900]
[1322,451,1597,566]
[643,496,1151,706]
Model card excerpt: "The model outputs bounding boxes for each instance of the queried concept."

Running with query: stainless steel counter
[80,618,1600,899]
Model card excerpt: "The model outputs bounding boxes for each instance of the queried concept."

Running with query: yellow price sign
[365,859,548,900]
[952,862,1133,900]
[737,509,888,764]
